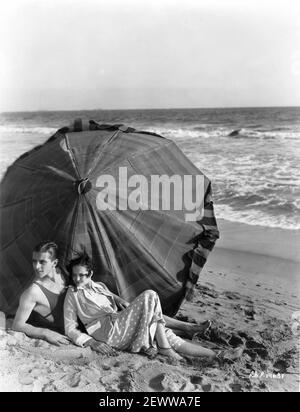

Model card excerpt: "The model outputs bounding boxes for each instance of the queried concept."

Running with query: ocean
[0,107,299,230]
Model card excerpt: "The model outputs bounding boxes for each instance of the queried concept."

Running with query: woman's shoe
[141,347,157,359]
[157,345,184,361]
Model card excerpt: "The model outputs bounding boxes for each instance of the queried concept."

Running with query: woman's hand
[89,340,119,356]
[43,330,71,346]
[118,300,129,310]
[114,296,129,310]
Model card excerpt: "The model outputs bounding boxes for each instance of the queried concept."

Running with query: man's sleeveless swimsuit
[28,283,67,333]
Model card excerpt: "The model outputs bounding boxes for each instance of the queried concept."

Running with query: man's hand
[185,280,196,302]
[43,330,71,346]
[88,339,119,356]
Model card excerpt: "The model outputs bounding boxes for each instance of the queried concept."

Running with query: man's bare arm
[13,287,46,338]
[12,286,69,345]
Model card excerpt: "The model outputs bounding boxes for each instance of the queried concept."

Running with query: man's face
[32,251,57,278]
[71,264,92,288]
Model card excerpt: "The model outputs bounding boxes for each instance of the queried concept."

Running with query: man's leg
[163,315,211,338]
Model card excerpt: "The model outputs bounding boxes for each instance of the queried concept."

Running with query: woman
[64,254,243,361]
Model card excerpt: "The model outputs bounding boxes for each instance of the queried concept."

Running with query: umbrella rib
[66,196,81,261]
[0,196,32,209]
[64,134,82,180]
[43,165,75,182]
[2,163,76,185]
[0,230,26,252]
[86,129,122,178]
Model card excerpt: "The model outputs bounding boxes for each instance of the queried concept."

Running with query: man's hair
[33,241,58,261]
[67,254,93,276]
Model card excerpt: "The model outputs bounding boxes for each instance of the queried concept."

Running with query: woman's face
[71,264,92,288]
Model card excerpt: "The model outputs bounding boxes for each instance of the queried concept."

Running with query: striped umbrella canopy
[0,120,218,316]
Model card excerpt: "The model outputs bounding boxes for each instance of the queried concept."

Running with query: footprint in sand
[244,337,269,360]
[42,381,59,392]
[200,286,219,299]
[229,382,243,392]
[132,363,196,392]
[190,375,213,392]
[223,291,241,300]
[273,347,298,373]
[18,373,35,386]
[243,307,256,320]
[66,372,89,388]
[150,372,194,392]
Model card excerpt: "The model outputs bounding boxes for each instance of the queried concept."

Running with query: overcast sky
[0,0,299,111]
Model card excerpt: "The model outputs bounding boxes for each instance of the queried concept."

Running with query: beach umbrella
[0,119,219,316]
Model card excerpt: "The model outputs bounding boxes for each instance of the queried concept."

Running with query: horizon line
[1,104,300,114]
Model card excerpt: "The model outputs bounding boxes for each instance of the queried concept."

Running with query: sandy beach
[0,219,299,393]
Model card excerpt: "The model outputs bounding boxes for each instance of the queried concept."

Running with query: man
[12,241,118,355]
[12,241,70,346]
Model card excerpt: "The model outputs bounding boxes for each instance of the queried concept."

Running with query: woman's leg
[165,328,215,359]
[165,329,244,361]
[154,322,184,361]
[104,289,182,360]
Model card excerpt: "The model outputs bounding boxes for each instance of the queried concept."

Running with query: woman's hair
[67,253,93,276]
[33,241,58,261]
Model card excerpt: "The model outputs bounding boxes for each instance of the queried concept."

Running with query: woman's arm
[63,289,92,347]
[110,293,129,309]
[97,282,129,309]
